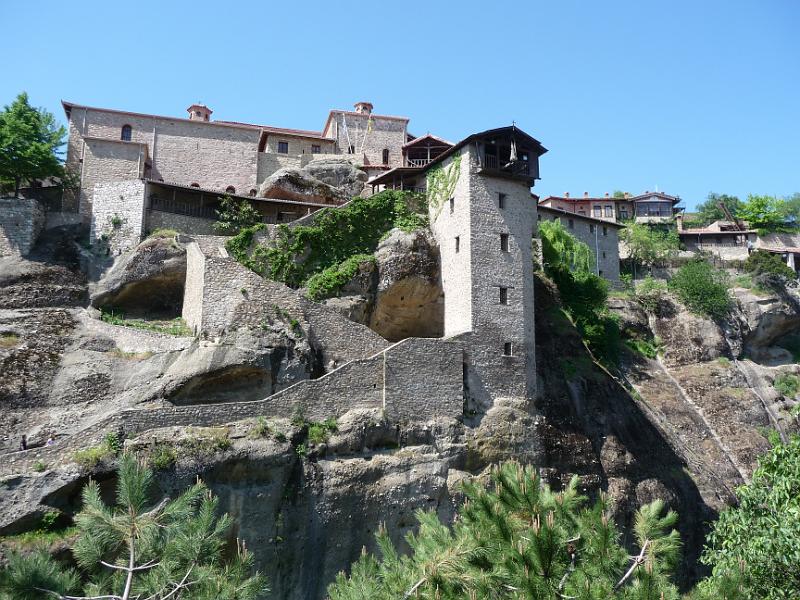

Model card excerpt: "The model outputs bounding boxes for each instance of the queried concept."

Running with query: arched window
[382,148,389,164]
[190,182,200,188]
[121,125,132,141]
[249,189,257,197]
[225,186,236,194]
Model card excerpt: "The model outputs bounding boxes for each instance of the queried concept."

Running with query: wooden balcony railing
[149,195,217,220]
[482,154,530,176]
[407,158,433,167]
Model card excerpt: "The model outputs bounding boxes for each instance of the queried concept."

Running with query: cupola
[187,103,212,122]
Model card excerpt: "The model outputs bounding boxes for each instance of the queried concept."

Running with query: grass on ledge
[0,333,20,348]
[100,309,192,337]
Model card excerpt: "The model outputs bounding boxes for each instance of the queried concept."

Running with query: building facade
[538,191,682,223]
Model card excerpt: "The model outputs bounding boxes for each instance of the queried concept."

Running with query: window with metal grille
[121,125,132,141]
[277,141,289,154]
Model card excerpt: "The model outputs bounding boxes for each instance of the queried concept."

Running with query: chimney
[564,192,570,198]
[604,192,609,198]
[584,191,589,198]
[624,192,630,199]
[187,103,212,122]
[354,101,373,115]
[676,213,684,231]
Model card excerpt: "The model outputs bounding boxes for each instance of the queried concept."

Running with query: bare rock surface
[303,158,368,198]
[90,235,188,315]
[258,159,367,205]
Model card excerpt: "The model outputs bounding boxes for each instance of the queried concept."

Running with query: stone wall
[0,198,44,257]
[184,240,389,367]
[183,242,206,334]
[66,107,261,216]
[325,112,408,168]
[90,180,146,255]
[0,338,463,476]
[682,239,749,261]
[537,208,621,283]
[261,135,335,158]
[146,209,217,236]
[256,153,302,184]
[80,138,145,221]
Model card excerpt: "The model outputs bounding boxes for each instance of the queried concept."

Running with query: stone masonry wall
[256,153,302,184]
[91,180,146,255]
[183,242,206,334]
[80,139,144,221]
[146,210,217,236]
[326,112,408,168]
[186,241,389,368]
[261,135,335,158]
[0,198,44,257]
[1,338,463,477]
[536,209,621,283]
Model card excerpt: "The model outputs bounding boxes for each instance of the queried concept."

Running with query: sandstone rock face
[258,159,367,205]
[304,158,368,199]
[321,228,444,342]
[651,298,727,367]
[90,235,188,316]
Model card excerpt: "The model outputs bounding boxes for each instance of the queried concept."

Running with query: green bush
[149,444,177,470]
[773,372,800,398]
[305,254,376,300]
[73,444,115,469]
[307,418,338,445]
[214,194,262,235]
[226,190,427,289]
[635,275,669,312]
[743,249,796,280]
[668,259,732,319]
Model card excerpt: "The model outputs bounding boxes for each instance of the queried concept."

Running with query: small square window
[277,141,289,154]
[455,236,460,253]
[311,144,321,154]
[499,287,508,305]
[498,193,506,209]
[449,197,455,213]
[500,233,509,252]
[503,342,513,356]
[568,219,574,229]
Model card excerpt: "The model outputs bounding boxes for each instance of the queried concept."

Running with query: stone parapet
[0,198,44,257]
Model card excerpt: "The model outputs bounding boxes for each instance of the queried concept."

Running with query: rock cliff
[3,225,800,598]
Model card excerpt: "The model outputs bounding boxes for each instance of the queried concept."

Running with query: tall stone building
[419,126,547,410]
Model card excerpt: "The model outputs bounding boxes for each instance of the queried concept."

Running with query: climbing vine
[426,154,461,219]
[225,190,427,294]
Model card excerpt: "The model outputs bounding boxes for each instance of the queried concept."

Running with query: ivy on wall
[226,190,427,298]
[426,154,462,219]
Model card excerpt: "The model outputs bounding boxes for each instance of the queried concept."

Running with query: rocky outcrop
[90,235,187,316]
[259,159,367,205]
[322,228,444,341]
[303,158,369,199]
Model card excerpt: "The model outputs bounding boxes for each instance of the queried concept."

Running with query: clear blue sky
[2,0,798,210]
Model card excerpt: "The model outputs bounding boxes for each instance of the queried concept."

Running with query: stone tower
[187,103,212,122]
[423,126,547,412]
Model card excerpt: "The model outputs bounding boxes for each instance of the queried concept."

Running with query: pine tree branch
[100,559,160,572]
[33,589,122,600]
[614,539,650,590]
[140,565,195,600]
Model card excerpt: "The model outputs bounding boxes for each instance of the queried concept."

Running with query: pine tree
[328,461,682,600]
[0,453,267,600]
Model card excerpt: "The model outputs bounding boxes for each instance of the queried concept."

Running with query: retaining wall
[0,198,44,256]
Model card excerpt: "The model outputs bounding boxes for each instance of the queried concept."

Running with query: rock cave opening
[168,365,273,405]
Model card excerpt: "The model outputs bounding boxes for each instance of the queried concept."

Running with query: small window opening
[568,219,574,229]
[455,236,460,253]
[603,226,608,236]
[449,197,455,213]
[347,144,355,154]
[500,233,509,252]
[382,148,390,164]
[277,141,289,154]
[602,251,606,258]
[225,186,236,194]
[190,182,200,188]
[503,342,513,356]
[249,189,257,197]
[312,144,321,154]
[589,224,595,233]
[498,193,506,209]
[121,125,132,141]
[499,287,508,305]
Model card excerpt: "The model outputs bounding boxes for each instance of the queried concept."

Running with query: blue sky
[2,0,797,210]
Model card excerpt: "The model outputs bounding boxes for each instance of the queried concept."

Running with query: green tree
[694,193,743,226]
[0,453,267,600]
[0,92,66,197]
[613,190,630,199]
[736,194,788,233]
[700,436,800,599]
[780,192,800,223]
[539,219,620,364]
[329,461,682,600]
[214,194,263,235]
[620,223,679,270]
[743,249,795,280]
[668,259,732,319]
